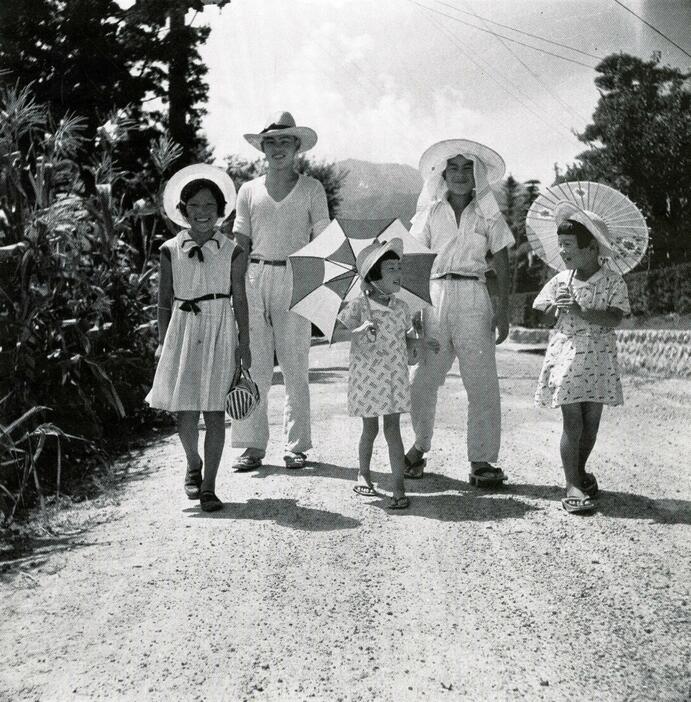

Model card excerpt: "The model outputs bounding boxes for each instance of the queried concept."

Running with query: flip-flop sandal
[387,496,410,510]
[582,473,599,498]
[561,495,595,514]
[353,484,378,497]
[284,453,307,469]
[199,490,223,512]
[184,460,203,500]
[468,465,507,487]
[404,457,426,480]
[233,455,262,472]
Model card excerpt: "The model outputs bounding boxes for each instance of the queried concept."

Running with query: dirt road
[2,344,690,701]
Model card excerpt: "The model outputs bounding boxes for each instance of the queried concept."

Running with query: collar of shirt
[570,268,605,287]
[180,229,226,253]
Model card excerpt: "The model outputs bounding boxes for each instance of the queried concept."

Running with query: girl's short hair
[366,250,400,282]
[557,219,596,249]
[178,178,227,218]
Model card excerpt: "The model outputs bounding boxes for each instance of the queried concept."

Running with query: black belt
[250,257,286,266]
[175,293,230,314]
[437,273,478,281]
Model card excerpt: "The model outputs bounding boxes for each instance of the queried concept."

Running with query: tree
[559,53,690,268]
[0,0,213,176]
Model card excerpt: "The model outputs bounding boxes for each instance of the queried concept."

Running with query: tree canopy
[560,53,690,268]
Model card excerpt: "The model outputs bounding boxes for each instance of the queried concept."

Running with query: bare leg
[177,411,202,473]
[201,411,226,493]
[358,417,379,489]
[578,402,604,478]
[560,403,587,498]
[383,414,406,500]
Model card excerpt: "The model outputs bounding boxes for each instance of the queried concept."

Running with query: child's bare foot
[562,484,595,514]
[353,472,377,497]
[387,494,410,510]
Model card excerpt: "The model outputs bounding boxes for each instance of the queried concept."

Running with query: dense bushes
[0,85,175,521]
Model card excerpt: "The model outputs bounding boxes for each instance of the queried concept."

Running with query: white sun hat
[243,111,318,153]
[418,139,506,184]
[162,163,236,228]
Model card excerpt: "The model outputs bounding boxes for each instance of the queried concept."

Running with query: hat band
[260,123,293,134]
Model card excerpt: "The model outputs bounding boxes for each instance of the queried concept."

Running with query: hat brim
[419,139,506,184]
[358,238,404,280]
[244,126,318,153]
[554,201,612,256]
[162,164,237,228]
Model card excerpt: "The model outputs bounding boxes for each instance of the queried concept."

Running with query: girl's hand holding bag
[225,364,260,421]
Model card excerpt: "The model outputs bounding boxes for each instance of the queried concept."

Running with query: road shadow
[270,369,346,386]
[505,482,691,525]
[183,497,360,531]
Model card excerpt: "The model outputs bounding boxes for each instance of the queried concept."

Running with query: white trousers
[231,262,312,454]
[410,278,501,463]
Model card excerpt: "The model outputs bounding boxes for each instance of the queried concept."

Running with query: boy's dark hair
[557,219,595,249]
[366,250,401,282]
[178,178,226,219]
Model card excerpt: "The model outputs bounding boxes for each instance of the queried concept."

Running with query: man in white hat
[404,139,514,487]
[231,111,330,470]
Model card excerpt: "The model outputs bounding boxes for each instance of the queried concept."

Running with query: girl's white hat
[553,200,613,257]
[356,238,404,281]
[162,163,236,228]
[244,111,318,153]
[418,139,505,185]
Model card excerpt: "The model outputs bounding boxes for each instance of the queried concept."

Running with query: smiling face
[558,233,598,269]
[372,257,402,295]
[261,134,299,170]
[185,188,219,236]
[443,155,475,196]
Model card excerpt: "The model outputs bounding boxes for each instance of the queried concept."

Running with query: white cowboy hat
[418,139,506,184]
[356,237,404,281]
[162,164,236,228]
[553,200,614,257]
[243,111,318,153]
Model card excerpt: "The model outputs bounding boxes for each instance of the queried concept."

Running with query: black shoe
[199,490,223,512]
[184,460,203,500]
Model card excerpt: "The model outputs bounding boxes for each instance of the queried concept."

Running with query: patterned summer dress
[145,230,238,412]
[533,268,630,408]
[337,295,411,417]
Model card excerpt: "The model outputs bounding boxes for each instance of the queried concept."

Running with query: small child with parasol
[530,188,648,514]
[336,239,439,510]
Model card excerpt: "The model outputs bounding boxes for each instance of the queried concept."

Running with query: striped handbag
[225,365,260,421]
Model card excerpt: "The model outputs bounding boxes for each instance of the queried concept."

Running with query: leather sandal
[184,460,203,500]
[468,464,507,488]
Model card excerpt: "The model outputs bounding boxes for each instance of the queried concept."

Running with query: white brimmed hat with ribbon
[355,237,404,281]
[243,111,318,153]
[162,163,236,228]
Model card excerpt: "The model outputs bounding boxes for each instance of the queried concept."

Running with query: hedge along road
[1,343,690,702]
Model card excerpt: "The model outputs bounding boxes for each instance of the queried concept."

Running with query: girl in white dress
[146,165,251,512]
[337,239,438,510]
[533,202,630,514]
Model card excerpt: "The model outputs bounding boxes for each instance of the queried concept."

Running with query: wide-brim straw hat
[355,237,404,281]
[419,139,506,184]
[244,111,318,153]
[162,164,236,228]
[553,200,613,257]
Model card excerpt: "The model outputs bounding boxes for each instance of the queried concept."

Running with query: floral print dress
[533,268,630,408]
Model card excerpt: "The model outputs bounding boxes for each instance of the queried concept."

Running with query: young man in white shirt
[231,112,330,470]
[405,140,513,487]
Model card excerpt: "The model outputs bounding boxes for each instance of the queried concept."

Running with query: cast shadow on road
[506,483,691,525]
[271,369,346,386]
[183,497,360,532]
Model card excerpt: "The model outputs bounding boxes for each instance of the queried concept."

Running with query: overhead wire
[431,0,604,61]
[407,0,599,69]
[418,8,577,142]
[455,0,591,125]
[611,0,691,59]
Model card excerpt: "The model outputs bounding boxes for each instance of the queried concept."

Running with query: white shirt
[233,174,330,260]
[410,199,514,281]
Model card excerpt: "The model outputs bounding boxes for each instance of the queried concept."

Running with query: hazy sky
[189,0,690,186]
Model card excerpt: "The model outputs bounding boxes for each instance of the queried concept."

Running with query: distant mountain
[334,158,422,227]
